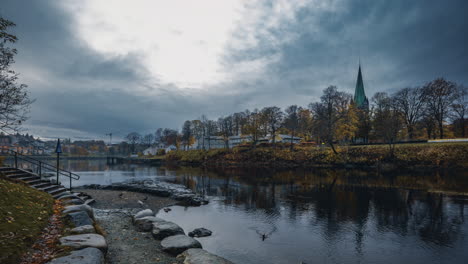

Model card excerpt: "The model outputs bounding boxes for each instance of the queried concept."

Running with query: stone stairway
[0,166,90,202]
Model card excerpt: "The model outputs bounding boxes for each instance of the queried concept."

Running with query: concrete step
[8,173,32,179]
[27,179,45,185]
[38,185,60,192]
[50,187,68,196]
[1,169,20,175]
[17,176,41,182]
[0,167,16,171]
[31,182,52,189]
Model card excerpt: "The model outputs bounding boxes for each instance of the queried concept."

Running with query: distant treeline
[123,78,466,155]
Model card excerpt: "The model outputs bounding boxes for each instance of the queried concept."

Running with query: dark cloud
[1,0,467,140]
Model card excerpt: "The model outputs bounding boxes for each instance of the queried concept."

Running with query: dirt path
[79,189,182,264]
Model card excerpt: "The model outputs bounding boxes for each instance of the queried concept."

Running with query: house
[228,135,253,148]
[165,145,177,153]
[195,136,226,150]
[143,146,158,155]
[272,134,302,144]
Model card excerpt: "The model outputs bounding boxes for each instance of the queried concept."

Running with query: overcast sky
[1,0,467,141]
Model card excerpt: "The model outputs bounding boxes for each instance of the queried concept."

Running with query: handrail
[5,149,80,190]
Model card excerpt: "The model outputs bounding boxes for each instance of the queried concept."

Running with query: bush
[157,149,166,155]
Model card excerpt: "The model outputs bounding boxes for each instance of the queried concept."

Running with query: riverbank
[79,189,182,264]
[0,177,54,263]
[165,142,468,169]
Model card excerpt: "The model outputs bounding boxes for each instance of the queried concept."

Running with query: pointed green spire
[354,64,368,109]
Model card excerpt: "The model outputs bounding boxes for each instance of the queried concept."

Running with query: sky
[1,0,467,141]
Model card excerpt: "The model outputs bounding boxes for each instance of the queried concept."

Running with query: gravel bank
[79,189,182,264]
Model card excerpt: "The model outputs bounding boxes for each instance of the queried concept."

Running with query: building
[228,135,253,148]
[354,64,369,110]
[271,134,302,144]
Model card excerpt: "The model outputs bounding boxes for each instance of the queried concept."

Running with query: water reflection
[51,160,468,263]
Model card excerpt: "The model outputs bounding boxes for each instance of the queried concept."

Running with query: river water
[57,159,468,264]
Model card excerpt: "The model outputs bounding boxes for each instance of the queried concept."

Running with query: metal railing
[5,149,80,191]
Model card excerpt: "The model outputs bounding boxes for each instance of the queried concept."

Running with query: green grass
[0,177,54,263]
[165,142,468,168]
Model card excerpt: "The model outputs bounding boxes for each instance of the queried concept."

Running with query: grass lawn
[0,177,54,263]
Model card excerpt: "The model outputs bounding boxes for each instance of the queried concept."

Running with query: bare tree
[372,92,403,157]
[423,78,457,139]
[181,120,193,150]
[0,17,33,132]
[393,87,425,140]
[283,105,300,150]
[125,132,141,153]
[451,85,467,137]
[261,106,283,146]
[218,116,233,148]
[141,133,154,147]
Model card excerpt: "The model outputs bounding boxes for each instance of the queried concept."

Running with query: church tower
[354,64,369,110]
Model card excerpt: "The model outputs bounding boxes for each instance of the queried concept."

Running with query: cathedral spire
[354,63,368,109]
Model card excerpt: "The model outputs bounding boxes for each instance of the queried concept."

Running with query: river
[55,159,468,264]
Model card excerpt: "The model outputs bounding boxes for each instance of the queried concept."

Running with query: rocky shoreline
[78,179,208,206]
[43,185,233,264]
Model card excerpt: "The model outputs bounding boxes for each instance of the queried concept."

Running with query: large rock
[59,234,107,252]
[161,235,202,255]
[188,228,212,238]
[46,247,104,264]
[134,216,166,232]
[177,248,233,264]
[65,211,94,227]
[71,225,96,234]
[133,209,154,222]
[152,221,185,240]
[63,204,94,219]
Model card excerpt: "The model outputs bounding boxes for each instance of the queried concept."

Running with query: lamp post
[55,138,62,184]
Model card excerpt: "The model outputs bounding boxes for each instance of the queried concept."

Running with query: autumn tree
[0,17,32,132]
[161,128,178,146]
[297,108,313,141]
[243,109,264,146]
[310,86,354,154]
[260,106,283,146]
[393,87,426,140]
[422,78,457,139]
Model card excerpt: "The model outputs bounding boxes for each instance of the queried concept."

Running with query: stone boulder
[59,234,107,252]
[177,248,233,264]
[66,211,94,227]
[71,225,96,234]
[188,228,212,238]
[161,235,202,255]
[152,221,185,240]
[46,247,104,264]
[63,204,94,219]
[134,216,166,232]
[133,209,154,222]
